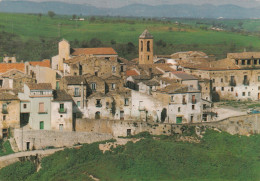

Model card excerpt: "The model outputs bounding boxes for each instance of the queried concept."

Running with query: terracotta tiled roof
[172,71,198,80]
[227,52,260,59]
[29,59,51,68]
[0,93,19,100]
[27,83,52,90]
[126,70,139,76]
[71,47,117,56]
[0,63,25,73]
[64,76,87,85]
[53,90,73,101]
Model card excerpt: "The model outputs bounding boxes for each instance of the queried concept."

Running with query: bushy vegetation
[1,130,260,181]
[0,161,36,181]
[1,13,260,61]
[0,140,14,156]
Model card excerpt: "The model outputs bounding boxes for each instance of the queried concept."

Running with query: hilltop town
[0,29,260,151]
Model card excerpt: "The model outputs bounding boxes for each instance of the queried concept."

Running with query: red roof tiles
[126,70,139,76]
[29,59,50,68]
[0,63,25,73]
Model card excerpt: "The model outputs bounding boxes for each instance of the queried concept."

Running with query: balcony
[243,79,250,86]
[2,109,8,114]
[96,104,102,108]
[58,108,67,113]
[229,80,236,87]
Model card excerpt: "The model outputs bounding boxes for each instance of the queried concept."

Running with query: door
[176,117,182,124]
[26,142,30,150]
[127,129,131,136]
[120,111,124,120]
[40,121,44,130]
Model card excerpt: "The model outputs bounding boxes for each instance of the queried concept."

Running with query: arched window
[147,41,150,52]
[141,41,143,52]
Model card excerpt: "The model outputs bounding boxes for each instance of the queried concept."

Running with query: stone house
[162,71,199,89]
[63,55,123,79]
[0,93,20,139]
[18,83,53,130]
[51,90,74,131]
[60,76,87,114]
[52,39,118,72]
[178,52,260,101]
[86,89,132,120]
[103,75,124,93]
[154,84,202,124]
[84,75,106,96]
[0,70,35,91]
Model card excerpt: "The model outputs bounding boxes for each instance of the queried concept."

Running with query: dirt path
[0,148,64,169]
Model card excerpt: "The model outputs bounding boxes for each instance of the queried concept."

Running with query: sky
[3,0,260,8]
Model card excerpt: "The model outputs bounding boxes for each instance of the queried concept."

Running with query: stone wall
[14,129,113,151]
[76,119,183,137]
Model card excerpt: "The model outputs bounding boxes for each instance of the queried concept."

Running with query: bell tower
[139,29,154,64]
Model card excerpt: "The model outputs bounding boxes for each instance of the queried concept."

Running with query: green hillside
[1,13,260,61]
[1,130,260,181]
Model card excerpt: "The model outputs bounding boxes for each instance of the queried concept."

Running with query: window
[247,59,251,65]
[56,81,60,90]
[91,83,96,91]
[0,79,2,87]
[258,76,260,82]
[192,95,196,104]
[248,92,251,96]
[212,79,215,83]
[59,124,63,131]
[190,116,194,122]
[112,66,116,73]
[254,59,257,65]
[171,96,174,102]
[242,92,245,96]
[231,87,234,92]
[95,72,98,76]
[3,115,6,121]
[212,87,216,91]
[96,99,102,107]
[258,86,260,90]
[74,88,80,96]
[203,104,207,110]
[79,64,82,75]
[147,55,150,60]
[39,102,44,113]
[178,107,181,112]
[59,103,65,112]
[2,104,7,114]
[23,104,27,109]
[192,105,195,110]
[235,60,239,65]
[147,41,150,52]
[141,41,143,52]
[221,87,224,91]
[124,98,129,106]
[111,83,116,90]
[221,78,223,82]
[106,102,109,108]
[77,101,80,107]
[242,60,245,65]
[182,95,186,104]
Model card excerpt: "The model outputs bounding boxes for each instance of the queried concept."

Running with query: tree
[161,108,167,123]
[90,38,102,47]
[72,14,77,20]
[48,11,55,19]
[38,13,42,20]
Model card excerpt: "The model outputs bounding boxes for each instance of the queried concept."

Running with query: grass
[0,130,260,181]
[1,13,260,50]
[0,140,14,156]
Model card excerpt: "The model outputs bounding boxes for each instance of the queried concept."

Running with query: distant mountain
[1,1,260,19]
